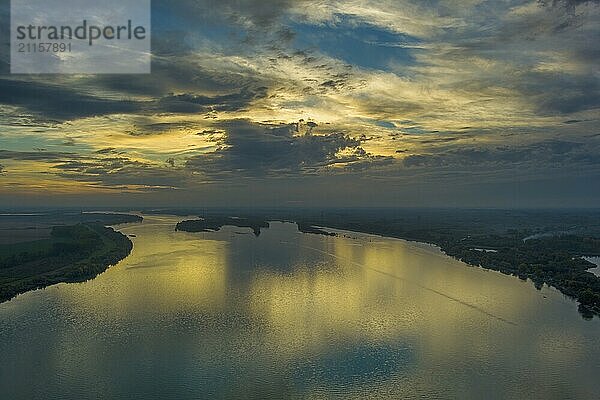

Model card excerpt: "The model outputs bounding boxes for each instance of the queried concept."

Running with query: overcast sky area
[0,0,599,208]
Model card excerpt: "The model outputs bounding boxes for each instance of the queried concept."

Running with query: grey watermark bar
[11,0,151,74]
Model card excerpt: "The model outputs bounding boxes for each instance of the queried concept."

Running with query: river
[1,215,598,399]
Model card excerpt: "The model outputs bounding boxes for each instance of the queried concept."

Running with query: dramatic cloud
[186,119,382,177]
[52,155,184,190]
[0,78,268,121]
[0,79,141,121]
[402,140,600,168]
[0,149,79,162]
[0,0,598,206]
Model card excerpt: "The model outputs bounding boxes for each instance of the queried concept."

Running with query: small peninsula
[0,212,141,303]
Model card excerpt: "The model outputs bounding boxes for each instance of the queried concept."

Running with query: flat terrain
[0,228,52,245]
[0,212,142,302]
[0,212,142,244]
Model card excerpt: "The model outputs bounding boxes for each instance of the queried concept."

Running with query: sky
[0,0,599,208]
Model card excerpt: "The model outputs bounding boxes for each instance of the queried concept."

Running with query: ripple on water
[0,216,599,399]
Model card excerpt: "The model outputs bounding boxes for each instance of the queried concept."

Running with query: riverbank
[0,215,140,303]
[294,219,600,319]
[176,210,600,319]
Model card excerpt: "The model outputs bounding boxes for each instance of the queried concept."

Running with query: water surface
[1,215,599,399]
[584,256,600,277]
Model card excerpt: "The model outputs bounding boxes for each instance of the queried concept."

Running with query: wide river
[1,215,599,399]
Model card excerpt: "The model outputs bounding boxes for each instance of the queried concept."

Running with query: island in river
[175,215,335,237]
[173,208,600,319]
[175,216,269,236]
[0,212,141,303]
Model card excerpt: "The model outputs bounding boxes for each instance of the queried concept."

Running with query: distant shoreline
[176,213,600,319]
[299,223,600,319]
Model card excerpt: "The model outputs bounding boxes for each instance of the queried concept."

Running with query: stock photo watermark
[11,0,151,74]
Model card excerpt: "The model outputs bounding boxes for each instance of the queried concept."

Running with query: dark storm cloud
[0,149,79,162]
[0,2,356,123]
[186,119,377,177]
[158,87,268,114]
[54,157,147,176]
[0,1,276,122]
[455,69,600,116]
[86,55,268,97]
[0,77,267,121]
[0,79,141,120]
[0,148,183,189]
[125,121,195,136]
[273,51,361,96]
[0,0,598,208]
[526,72,600,114]
[402,140,600,168]
[53,155,185,189]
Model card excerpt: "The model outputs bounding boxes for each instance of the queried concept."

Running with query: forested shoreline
[0,223,134,303]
